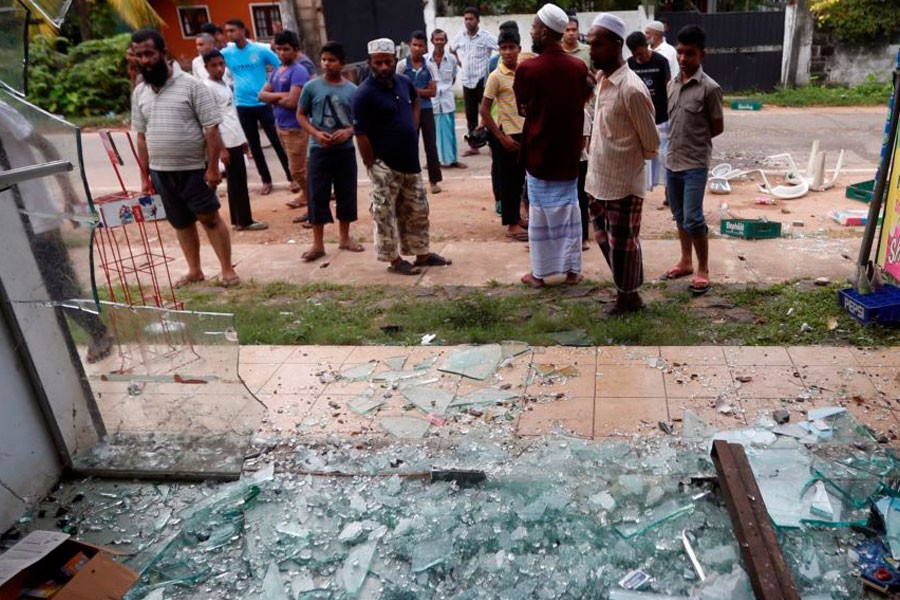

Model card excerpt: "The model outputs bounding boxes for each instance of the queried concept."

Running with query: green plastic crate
[846,179,876,203]
[731,99,762,111]
[720,218,782,239]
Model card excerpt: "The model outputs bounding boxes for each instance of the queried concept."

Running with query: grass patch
[166,280,900,348]
[68,113,130,129]
[729,79,893,107]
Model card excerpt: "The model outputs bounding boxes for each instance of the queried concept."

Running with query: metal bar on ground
[710,440,800,600]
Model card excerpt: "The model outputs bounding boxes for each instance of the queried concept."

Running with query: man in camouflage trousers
[352,38,452,275]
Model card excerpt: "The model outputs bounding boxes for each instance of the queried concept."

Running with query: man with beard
[645,20,678,82]
[131,29,240,288]
[352,38,452,276]
[450,7,498,157]
[585,14,659,315]
[513,3,592,289]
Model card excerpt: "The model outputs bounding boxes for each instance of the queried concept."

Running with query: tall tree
[68,0,163,40]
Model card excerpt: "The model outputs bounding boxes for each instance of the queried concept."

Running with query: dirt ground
[207,167,871,248]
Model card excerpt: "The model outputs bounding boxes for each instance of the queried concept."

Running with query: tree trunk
[75,0,91,41]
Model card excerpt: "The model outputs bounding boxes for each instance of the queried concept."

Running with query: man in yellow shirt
[481,29,527,241]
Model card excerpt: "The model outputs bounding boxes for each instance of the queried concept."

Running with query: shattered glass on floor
[7,412,899,599]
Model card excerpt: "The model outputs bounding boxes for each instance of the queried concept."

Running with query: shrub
[809,0,900,44]
[28,33,132,117]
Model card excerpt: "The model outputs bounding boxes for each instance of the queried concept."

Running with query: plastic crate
[720,218,782,239]
[839,284,900,326]
[730,99,762,111]
[846,179,876,203]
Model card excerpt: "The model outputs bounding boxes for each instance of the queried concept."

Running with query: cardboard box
[0,531,137,600]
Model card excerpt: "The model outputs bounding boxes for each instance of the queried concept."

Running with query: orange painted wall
[149,1,280,66]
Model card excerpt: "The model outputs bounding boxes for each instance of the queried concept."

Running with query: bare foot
[221,270,240,288]
[174,273,205,288]
[521,273,545,289]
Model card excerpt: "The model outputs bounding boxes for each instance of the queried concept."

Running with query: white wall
[428,6,652,94]
[0,308,61,532]
[824,44,899,86]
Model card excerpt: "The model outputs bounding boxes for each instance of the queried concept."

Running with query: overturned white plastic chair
[766,140,844,192]
[707,163,749,194]
[745,169,810,200]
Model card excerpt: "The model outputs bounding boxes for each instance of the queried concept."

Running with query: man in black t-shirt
[626,31,671,199]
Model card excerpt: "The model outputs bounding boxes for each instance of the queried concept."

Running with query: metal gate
[322,0,426,64]
[660,11,785,92]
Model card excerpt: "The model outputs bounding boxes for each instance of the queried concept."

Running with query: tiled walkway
[240,345,900,442]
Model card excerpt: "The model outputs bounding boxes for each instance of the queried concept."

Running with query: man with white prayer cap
[352,38,452,276]
[585,13,660,315]
[644,19,678,80]
[513,3,593,289]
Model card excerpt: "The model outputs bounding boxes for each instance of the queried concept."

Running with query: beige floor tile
[517,396,593,438]
[845,402,900,437]
[799,365,880,402]
[866,367,900,402]
[257,392,317,418]
[663,365,736,399]
[300,395,382,435]
[238,363,280,395]
[731,366,807,399]
[739,398,798,426]
[597,346,661,365]
[344,346,415,364]
[787,346,859,367]
[257,364,329,397]
[850,347,900,367]
[668,397,747,431]
[724,346,793,366]
[660,346,727,366]
[593,396,667,437]
[239,345,297,365]
[596,365,666,398]
[526,365,597,399]
[284,345,355,365]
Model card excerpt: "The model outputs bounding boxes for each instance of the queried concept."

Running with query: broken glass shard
[372,370,428,384]
[261,562,289,600]
[500,340,530,360]
[450,387,519,408]
[682,410,716,441]
[380,416,430,438]
[401,384,455,415]
[347,390,384,416]
[614,499,695,539]
[547,329,593,346]
[341,540,377,596]
[438,345,502,380]
[383,356,407,371]
[411,538,452,573]
[341,362,377,381]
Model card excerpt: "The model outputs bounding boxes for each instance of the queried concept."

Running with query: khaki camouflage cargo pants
[368,160,430,262]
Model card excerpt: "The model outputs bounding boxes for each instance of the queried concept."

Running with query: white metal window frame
[249,2,283,41]
[176,4,210,39]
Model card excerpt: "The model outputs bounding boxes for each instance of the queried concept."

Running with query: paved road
[80,106,886,195]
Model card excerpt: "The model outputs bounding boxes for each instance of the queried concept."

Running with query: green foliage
[733,77,893,107]
[27,33,132,118]
[809,0,900,44]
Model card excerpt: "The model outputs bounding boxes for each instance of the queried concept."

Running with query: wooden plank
[711,440,800,600]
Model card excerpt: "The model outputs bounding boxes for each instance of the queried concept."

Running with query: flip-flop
[339,242,365,252]
[689,276,711,296]
[660,266,694,281]
[260,183,273,195]
[302,249,326,262]
[174,275,205,289]
[521,273,545,289]
[415,253,452,267]
[387,260,422,276]
[221,276,241,288]
[505,231,529,242]
[292,213,309,224]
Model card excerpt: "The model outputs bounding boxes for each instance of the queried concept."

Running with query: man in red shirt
[513,3,593,288]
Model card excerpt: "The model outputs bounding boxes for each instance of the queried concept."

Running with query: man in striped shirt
[131,29,240,288]
[450,6,498,156]
[585,14,659,315]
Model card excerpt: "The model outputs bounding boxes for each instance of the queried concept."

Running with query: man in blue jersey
[222,18,292,196]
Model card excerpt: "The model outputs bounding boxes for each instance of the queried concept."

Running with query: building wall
[0,277,61,532]
[432,8,652,95]
[150,0,284,66]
